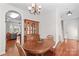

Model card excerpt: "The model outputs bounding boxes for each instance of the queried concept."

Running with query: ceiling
[7,3,56,14]
[57,3,79,19]
[7,3,79,20]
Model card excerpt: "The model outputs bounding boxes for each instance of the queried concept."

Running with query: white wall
[39,8,56,40]
[64,18,79,39]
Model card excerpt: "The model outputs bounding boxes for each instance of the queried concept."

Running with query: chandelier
[28,3,42,15]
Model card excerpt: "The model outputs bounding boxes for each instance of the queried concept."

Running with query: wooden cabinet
[24,19,40,42]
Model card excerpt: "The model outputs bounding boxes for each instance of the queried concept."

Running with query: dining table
[23,39,55,55]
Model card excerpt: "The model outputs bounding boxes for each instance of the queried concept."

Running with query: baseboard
[0,50,5,56]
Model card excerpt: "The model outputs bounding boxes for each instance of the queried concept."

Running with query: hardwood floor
[4,45,19,56]
[6,40,16,49]
[55,39,79,56]
[4,39,19,56]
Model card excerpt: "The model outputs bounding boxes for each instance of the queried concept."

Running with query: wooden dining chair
[16,43,27,56]
[46,35,55,44]
[46,35,53,39]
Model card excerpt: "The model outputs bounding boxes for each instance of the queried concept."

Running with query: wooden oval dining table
[23,39,54,55]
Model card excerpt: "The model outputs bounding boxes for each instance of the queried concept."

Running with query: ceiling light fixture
[28,3,42,15]
[9,12,19,18]
[67,10,72,16]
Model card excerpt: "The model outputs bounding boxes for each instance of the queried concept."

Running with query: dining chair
[46,35,55,44]
[46,35,53,39]
[16,43,27,56]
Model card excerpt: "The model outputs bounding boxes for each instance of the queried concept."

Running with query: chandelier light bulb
[38,5,42,9]
[32,3,35,7]
[38,9,40,12]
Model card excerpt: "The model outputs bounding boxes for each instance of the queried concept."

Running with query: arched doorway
[5,10,22,51]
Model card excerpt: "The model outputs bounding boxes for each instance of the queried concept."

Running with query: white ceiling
[7,3,79,20]
[57,3,79,19]
[7,3,56,14]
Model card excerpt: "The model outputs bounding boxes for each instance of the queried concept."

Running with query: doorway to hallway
[5,10,22,51]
